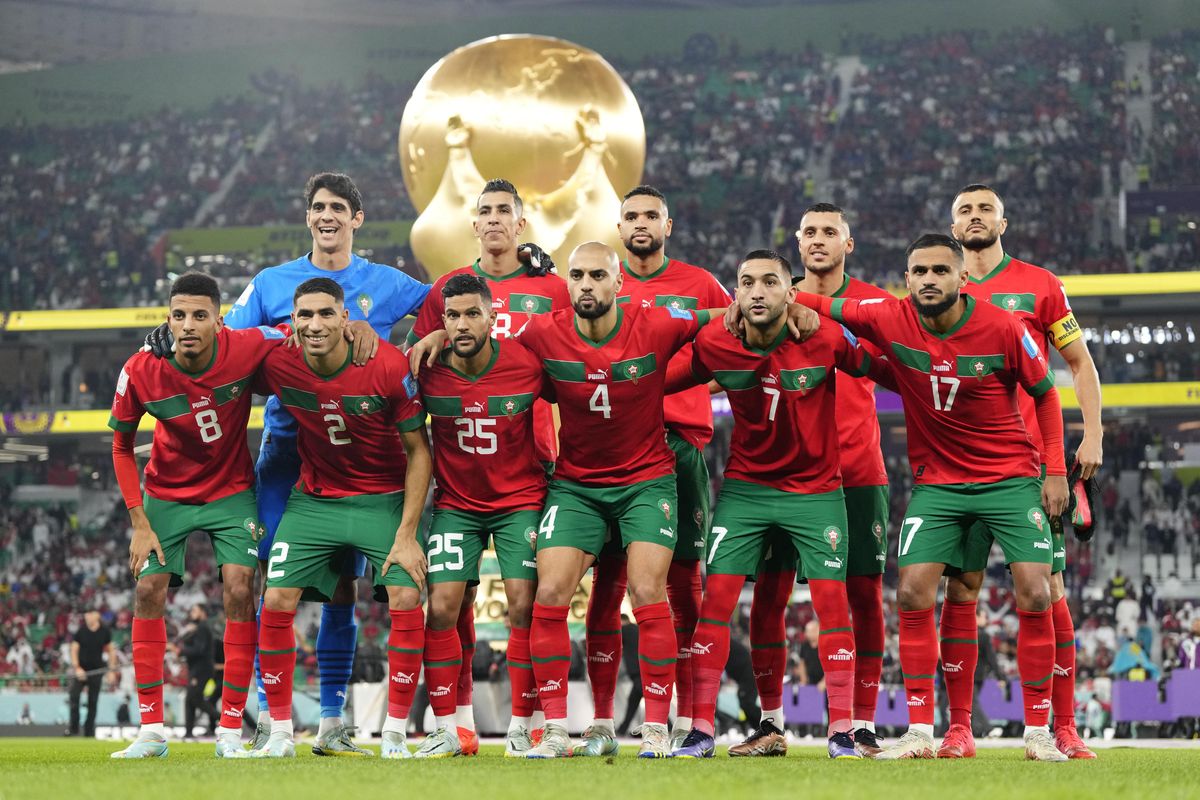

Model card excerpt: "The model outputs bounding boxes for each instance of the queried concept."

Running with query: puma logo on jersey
[223,708,242,718]
[1032,699,1052,710]
[492,299,505,309]
[587,368,609,381]
[262,672,283,686]
[641,299,653,309]
[540,679,562,692]
[827,648,855,662]
[191,396,212,409]
[1053,663,1073,677]
[320,401,339,411]
[933,360,953,373]
[692,642,715,655]
[762,373,779,386]
[589,650,615,663]
[464,402,484,414]
[824,558,843,569]
[391,671,415,685]
[907,695,927,707]
[1034,539,1051,550]
[430,684,453,697]
[646,682,669,696]
[943,660,965,673]
[139,702,157,713]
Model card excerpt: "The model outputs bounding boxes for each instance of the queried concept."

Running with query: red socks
[132,617,167,725]
[455,603,475,710]
[1051,596,1078,730]
[423,625,461,719]
[259,608,298,722]
[809,579,855,731]
[750,569,794,713]
[507,625,538,718]
[585,554,627,719]
[633,601,677,726]
[666,560,702,722]
[387,608,425,721]
[898,607,938,726]
[1017,607,1055,727]
[531,602,571,721]
[847,574,885,723]
[689,573,744,736]
[219,619,256,730]
[938,600,978,729]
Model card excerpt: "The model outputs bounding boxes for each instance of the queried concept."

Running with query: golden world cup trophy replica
[400,34,645,279]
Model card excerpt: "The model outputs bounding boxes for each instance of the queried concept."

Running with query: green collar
[830,274,851,298]
[918,295,976,339]
[575,307,624,348]
[621,256,670,282]
[967,252,1013,285]
[473,258,528,282]
[442,338,501,382]
[741,322,789,355]
[169,335,218,377]
[303,346,353,380]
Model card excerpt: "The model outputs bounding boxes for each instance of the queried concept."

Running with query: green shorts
[898,477,1053,570]
[709,479,848,582]
[266,489,417,601]
[141,489,261,586]
[957,468,1064,574]
[426,508,539,584]
[536,476,677,557]
[755,484,887,578]
[668,430,711,562]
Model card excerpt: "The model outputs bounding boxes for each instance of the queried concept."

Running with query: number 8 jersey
[255,341,426,498]
[108,326,284,503]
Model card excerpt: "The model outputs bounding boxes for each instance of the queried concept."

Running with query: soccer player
[794,233,1071,762]
[225,173,429,754]
[414,274,550,758]
[669,249,871,760]
[938,184,1102,759]
[251,277,431,759]
[575,185,732,756]
[731,203,893,759]
[108,272,284,759]
[406,177,565,754]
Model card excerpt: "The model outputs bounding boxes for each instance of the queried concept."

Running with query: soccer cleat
[828,731,861,759]
[247,716,271,752]
[853,728,884,758]
[215,733,249,759]
[571,725,619,757]
[876,729,936,760]
[380,731,412,759]
[250,731,295,758]
[504,725,533,758]
[1024,729,1069,762]
[524,723,571,759]
[111,732,168,759]
[414,726,462,759]
[937,723,976,758]
[530,726,545,745]
[728,719,787,757]
[669,726,689,752]
[670,728,715,759]
[312,724,374,757]
[1054,726,1097,759]
[637,723,672,759]
[457,727,479,756]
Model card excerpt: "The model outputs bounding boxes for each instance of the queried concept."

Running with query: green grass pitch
[1,740,1196,800]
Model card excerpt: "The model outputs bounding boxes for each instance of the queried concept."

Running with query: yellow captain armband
[1049,313,1083,350]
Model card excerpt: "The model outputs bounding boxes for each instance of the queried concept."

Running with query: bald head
[569,241,620,273]
[566,241,622,320]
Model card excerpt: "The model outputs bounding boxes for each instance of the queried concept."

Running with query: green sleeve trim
[694,309,712,325]
[829,297,847,321]
[107,415,138,433]
[1027,372,1056,398]
[846,350,871,378]
[394,411,428,433]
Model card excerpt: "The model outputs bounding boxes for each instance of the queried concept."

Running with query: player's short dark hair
[304,172,363,216]
[623,184,667,204]
[955,183,1003,207]
[293,277,344,304]
[169,271,220,307]
[741,248,792,277]
[442,273,493,304]
[479,178,523,218]
[803,202,846,218]
[905,233,963,260]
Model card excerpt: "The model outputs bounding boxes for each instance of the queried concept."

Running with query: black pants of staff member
[185,669,219,736]
[69,673,103,736]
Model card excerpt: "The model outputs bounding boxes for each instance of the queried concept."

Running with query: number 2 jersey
[690,317,872,494]
[419,338,549,514]
[108,325,285,503]
[518,303,704,486]
[255,342,426,498]
[807,293,1056,485]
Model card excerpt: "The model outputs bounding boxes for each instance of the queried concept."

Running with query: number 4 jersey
[108,325,285,503]
[255,342,426,498]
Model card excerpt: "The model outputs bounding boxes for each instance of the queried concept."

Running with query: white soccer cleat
[380,730,413,759]
[524,723,571,758]
[414,726,462,759]
[637,722,672,759]
[249,731,295,758]
[505,725,534,758]
[875,729,935,760]
[1024,729,1069,762]
[215,732,249,758]
[111,732,168,759]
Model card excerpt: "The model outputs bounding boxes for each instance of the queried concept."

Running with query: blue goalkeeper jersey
[225,252,430,438]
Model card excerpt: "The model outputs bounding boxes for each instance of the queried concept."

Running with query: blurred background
[1,0,1198,739]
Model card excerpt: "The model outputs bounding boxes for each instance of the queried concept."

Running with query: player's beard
[451,333,488,359]
[624,234,664,258]
[911,290,960,318]
[802,252,843,275]
[574,296,614,320]
[956,229,999,251]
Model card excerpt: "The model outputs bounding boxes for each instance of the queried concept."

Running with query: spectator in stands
[796,620,824,689]
[67,609,114,737]
[1141,574,1158,621]
[177,603,218,738]
[1107,569,1131,608]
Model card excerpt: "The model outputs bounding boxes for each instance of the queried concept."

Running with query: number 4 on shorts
[898,516,923,556]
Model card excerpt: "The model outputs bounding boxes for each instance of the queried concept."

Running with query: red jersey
[519,303,704,486]
[962,253,1083,461]
[830,276,890,487]
[257,342,426,498]
[108,326,284,503]
[618,257,732,449]
[408,260,570,464]
[820,293,1055,485]
[419,338,549,513]
[691,318,871,494]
